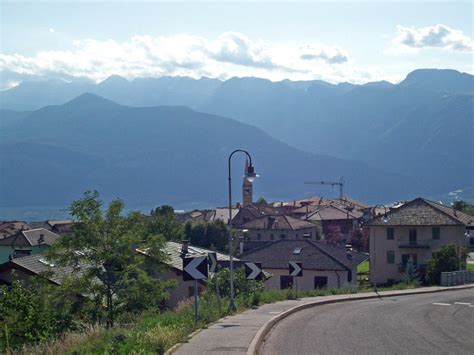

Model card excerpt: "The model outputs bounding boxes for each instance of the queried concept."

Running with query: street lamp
[228,149,257,311]
[370,204,389,293]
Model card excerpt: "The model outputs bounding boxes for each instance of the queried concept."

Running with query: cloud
[389,24,473,53]
[0,31,396,84]
[300,45,349,64]
[49,28,55,33]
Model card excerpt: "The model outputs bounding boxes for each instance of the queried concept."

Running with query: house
[0,253,86,286]
[137,241,240,308]
[0,221,31,239]
[0,240,239,309]
[0,228,60,263]
[240,239,368,290]
[239,215,317,252]
[298,204,362,244]
[367,197,474,285]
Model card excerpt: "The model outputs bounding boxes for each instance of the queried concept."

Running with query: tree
[148,205,184,241]
[0,277,81,350]
[48,191,173,328]
[348,227,369,252]
[452,200,474,216]
[426,244,468,285]
[326,224,343,246]
[255,197,268,205]
[184,220,228,252]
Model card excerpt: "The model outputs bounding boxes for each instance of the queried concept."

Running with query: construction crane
[304,176,345,199]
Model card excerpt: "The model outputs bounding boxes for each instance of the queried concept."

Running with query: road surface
[261,289,474,355]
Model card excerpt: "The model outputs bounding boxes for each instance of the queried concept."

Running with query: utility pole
[304,176,345,199]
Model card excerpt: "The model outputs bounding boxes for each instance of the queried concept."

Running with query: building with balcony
[367,198,473,285]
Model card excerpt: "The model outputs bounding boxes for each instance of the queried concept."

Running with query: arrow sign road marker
[208,252,218,273]
[183,256,208,281]
[289,262,303,277]
[245,262,263,281]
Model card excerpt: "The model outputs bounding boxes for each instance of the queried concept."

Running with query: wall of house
[152,269,205,309]
[369,225,467,285]
[0,267,34,285]
[0,245,49,264]
[245,227,317,243]
[263,268,351,291]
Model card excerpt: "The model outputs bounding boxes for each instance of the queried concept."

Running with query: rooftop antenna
[304,176,345,199]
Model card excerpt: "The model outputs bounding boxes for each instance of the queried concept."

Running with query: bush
[426,244,468,284]
[0,277,84,351]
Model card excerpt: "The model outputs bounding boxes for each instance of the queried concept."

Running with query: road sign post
[289,262,303,299]
[194,279,199,322]
[208,252,221,314]
[183,256,208,323]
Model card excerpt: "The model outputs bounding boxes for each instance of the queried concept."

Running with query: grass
[15,281,422,354]
[357,260,369,274]
[467,263,474,271]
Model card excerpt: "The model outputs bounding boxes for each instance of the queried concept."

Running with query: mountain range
[0,68,472,217]
[1,93,425,215]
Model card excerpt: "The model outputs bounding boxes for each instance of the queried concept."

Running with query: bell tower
[243,159,253,207]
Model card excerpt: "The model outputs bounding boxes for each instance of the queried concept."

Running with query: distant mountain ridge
[1,68,472,209]
[1,94,425,214]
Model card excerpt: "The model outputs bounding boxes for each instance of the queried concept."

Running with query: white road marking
[454,302,471,305]
[432,303,451,306]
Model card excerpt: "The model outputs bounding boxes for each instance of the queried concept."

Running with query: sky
[0,1,472,89]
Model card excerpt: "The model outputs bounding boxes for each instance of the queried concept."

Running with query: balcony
[397,239,431,249]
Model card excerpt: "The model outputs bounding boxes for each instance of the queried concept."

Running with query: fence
[440,270,474,286]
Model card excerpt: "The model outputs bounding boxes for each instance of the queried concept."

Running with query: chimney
[38,234,45,246]
[346,252,353,260]
[181,240,189,258]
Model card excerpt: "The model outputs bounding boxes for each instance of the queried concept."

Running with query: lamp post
[228,149,257,311]
[370,204,389,292]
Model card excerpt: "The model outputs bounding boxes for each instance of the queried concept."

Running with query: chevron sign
[183,256,208,281]
[289,262,303,277]
[245,262,263,281]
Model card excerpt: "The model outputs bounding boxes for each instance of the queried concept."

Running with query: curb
[246,285,474,355]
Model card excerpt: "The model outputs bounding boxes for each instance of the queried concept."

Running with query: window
[409,229,417,245]
[293,247,302,255]
[280,275,293,289]
[270,234,274,240]
[280,234,286,239]
[386,227,394,240]
[295,233,299,239]
[314,276,328,289]
[387,250,395,264]
[257,233,261,241]
[347,271,352,282]
[432,227,440,240]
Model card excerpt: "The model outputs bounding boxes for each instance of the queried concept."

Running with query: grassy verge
[16,282,421,354]
[467,263,474,271]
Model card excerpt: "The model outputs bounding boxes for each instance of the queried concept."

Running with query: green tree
[426,243,468,284]
[148,205,184,241]
[207,267,264,300]
[452,200,474,216]
[48,191,173,328]
[0,277,81,350]
[184,220,228,252]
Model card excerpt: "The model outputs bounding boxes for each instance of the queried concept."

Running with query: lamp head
[246,164,257,182]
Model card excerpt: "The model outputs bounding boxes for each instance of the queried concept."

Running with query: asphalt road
[261,289,474,355]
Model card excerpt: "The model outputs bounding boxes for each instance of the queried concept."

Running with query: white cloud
[0,31,389,84]
[388,24,473,53]
[49,28,55,33]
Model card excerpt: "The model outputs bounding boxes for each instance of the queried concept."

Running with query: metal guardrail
[440,270,474,286]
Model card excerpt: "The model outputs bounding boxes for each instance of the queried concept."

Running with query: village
[1,162,473,311]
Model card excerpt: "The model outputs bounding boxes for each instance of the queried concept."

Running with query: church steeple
[243,158,253,207]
